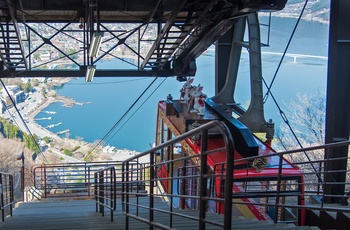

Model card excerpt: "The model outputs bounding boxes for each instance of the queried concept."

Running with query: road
[2,89,60,140]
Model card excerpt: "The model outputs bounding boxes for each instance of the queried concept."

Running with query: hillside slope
[274,0,330,24]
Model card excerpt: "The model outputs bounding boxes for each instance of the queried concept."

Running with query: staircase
[306,208,350,230]
[0,4,27,71]
[141,0,243,76]
[0,198,321,230]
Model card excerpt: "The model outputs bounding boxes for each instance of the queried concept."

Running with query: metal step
[336,212,350,230]
[0,12,27,70]
[0,199,320,229]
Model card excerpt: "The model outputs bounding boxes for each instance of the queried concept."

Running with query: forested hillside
[276,0,330,24]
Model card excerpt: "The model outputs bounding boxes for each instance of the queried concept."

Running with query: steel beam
[324,0,350,203]
[0,70,165,78]
[213,18,245,100]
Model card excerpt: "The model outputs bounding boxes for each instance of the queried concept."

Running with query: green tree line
[0,118,39,153]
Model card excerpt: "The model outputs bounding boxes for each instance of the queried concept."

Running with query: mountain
[274,0,330,24]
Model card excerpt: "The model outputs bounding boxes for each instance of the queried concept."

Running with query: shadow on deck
[0,197,319,230]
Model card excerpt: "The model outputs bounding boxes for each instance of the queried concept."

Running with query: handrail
[94,166,117,222]
[30,160,128,170]
[120,115,350,229]
[31,161,127,198]
[122,120,235,229]
[216,140,350,225]
[235,140,350,163]
[0,172,14,222]
[23,167,43,201]
[25,161,146,201]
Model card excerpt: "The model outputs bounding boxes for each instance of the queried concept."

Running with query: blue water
[35,17,329,152]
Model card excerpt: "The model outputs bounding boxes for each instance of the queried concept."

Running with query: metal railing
[24,168,43,201]
[14,132,349,229]
[222,140,350,227]
[122,120,235,229]
[0,172,14,222]
[30,161,126,198]
[120,118,350,229]
[94,166,116,221]
[24,161,147,201]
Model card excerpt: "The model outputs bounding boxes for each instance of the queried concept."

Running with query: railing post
[199,129,208,230]
[1,173,4,222]
[274,152,284,223]
[135,162,140,216]
[317,161,322,195]
[99,171,104,216]
[110,167,114,222]
[125,161,130,230]
[94,172,98,213]
[181,161,187,209]
[170,144,174,228]
[20,165,24,200]
[137,159,141,192]
[44,167,47,198]
[88,166,91,197]
[149,151,155,230]
[9,174,13,217]
[223,125,234,229]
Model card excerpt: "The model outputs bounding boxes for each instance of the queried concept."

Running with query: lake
[35,16,329,152]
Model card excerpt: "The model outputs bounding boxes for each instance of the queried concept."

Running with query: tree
[33,53,40,61]
[15,129,23,141]
[26,82,33,92]
[32,79,40,87]
[63,149,73,157]
[274,90,327,191]
[19,82,33,93]
[42,87,47,98]
[42,136,52,144]
[0,120,4,137]
[275,90,326,151]
[23,133,39,153]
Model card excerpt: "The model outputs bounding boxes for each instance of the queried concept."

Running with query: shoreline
[260,12,329,25]
[22,12,329,162]
[27,77,144,163]
[27,77,77,137]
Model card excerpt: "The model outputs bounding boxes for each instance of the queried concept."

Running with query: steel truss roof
[0,0,287,78]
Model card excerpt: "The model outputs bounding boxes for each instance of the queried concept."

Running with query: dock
[56,129,70,135]
[34,117,51,121]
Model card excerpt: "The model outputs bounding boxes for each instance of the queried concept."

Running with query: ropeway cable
[262,78,323,184]
[259,0,323,183]
[68,77,149,85]
[105,77,168,144]
[0,79,49,164]
[85,77,159,160]
[263,0,309,104]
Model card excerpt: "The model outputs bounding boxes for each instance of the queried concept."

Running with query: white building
[1,85,20,97]
[40,52,51,61]
[103,145,111,153]
[108,146,116,153]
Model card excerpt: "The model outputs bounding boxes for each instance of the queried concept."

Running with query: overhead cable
[0,79,49,164]
[106,77,167,143]
[258,0,323,184]
[263,0,309,103]
[262,77,323,184]
[86,77,159,160]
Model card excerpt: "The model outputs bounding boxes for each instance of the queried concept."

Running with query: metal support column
[212,13,267,133]
[324,0,350,203]
[213,18,245,101]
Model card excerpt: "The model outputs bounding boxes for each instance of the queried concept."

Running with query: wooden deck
[0,197,319,229]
